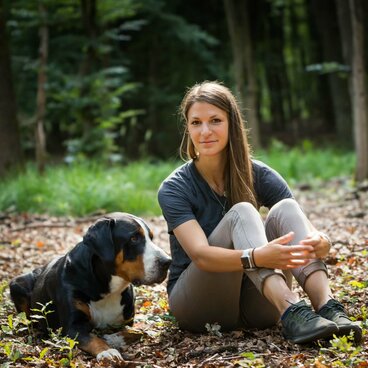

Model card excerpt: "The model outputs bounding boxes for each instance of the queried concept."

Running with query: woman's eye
[190,120,200,125]
[211,118,221,124]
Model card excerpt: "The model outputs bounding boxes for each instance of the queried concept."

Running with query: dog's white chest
[89,276,130,328]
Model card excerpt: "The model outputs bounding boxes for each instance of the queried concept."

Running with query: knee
[230,202,258,217]
[269,198,301,217]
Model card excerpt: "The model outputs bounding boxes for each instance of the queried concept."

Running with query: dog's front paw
[103,332,127,349]
[96,348,123,361]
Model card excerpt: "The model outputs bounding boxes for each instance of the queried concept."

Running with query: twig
[270,342,283,352]
[186,344,238,359]
[198,353,220,367]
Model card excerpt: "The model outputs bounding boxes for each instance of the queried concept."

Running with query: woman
[158,81,361,344]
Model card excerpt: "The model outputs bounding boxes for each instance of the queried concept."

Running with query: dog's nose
[161,257,172,270]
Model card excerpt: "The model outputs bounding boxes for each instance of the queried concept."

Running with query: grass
[255,140,356,186]
[0,160,177,217]
[0,143,356,216]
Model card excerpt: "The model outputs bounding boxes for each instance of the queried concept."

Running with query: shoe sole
[336,324,362,344]
[283,324,339,344]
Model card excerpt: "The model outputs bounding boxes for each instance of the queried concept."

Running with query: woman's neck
[194,155,227,195]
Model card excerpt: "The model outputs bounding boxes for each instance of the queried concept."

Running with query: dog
[9,212,171,361]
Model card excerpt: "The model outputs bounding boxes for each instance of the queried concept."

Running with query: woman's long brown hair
[179,81,258,208]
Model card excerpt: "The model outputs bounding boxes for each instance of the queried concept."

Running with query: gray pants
[168,198,328,332]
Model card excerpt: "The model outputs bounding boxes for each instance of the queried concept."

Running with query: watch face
[241,255,251,269]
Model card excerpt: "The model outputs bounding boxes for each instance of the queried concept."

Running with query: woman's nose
[200,122,211,135]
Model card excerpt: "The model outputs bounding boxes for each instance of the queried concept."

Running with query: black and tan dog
[9,212,171,361]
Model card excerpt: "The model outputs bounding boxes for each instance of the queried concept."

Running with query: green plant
[235,352,265,368]
[42,328,79,365]
[0,281,7,303]
[0,341,22,364]
[256,140,355,185]
[319,334,364,367]
[0,145,356,217]
[0,160,178,216]
[30,300,55,331]
[205,322,222,337]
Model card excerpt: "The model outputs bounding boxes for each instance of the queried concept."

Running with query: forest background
[1,0,368,185]
[0,1,368,367]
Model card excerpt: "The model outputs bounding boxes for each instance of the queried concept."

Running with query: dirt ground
[0,178,367,367]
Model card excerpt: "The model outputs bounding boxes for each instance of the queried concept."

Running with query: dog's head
[83,213,171,285]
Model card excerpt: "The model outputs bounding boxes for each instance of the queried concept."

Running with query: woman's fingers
[300,234,320,246]
[269,231,294,245]
[287,244,315,254]
[283,245,315,268]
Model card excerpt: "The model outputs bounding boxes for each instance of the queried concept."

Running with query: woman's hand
[253,232,316,270]
[299,232,331,259]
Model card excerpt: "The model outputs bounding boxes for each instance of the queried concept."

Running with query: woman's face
[187,102,229,159]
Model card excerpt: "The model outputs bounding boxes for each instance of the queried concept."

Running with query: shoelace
[289,303,319,322]
[320,300,346,318]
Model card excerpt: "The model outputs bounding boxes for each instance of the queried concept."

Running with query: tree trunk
[35,2,48,174]
[224,0,261,149]
[311,0,352,145]
[336,0,352,69]
[263,3,286,133]
[0,0,22,176]
[349,0,368,181]
[79,0,98,137]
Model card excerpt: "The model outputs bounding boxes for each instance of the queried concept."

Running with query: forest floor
[0,178,367,367]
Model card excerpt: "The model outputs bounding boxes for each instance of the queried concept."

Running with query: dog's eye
[130,235,138,243]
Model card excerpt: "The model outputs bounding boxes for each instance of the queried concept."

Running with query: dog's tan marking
[15,298,31,317]
[137,226,145,238]
[114,251,145,282]
[79,335,111,356]
[149,229,154,239]
[74,299,92,320]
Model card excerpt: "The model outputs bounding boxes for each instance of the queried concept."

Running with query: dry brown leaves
[0,178,367,367]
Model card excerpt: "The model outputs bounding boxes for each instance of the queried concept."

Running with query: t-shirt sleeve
[254,161,293,208]
[158,180,196,234]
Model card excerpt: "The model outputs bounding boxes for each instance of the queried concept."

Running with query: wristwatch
[241,249,257,271]
[319,232,332,247]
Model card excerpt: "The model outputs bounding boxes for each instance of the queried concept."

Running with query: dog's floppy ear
[83,218,116,263]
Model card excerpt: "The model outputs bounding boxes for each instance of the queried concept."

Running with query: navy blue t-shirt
[157,159,293,294]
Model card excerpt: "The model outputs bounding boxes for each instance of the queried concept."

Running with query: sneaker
[281,300,339,344]
[318,299,362,344]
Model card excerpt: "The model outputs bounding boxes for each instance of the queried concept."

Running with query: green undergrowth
[256,140,355,187]
[0,160,176,217]
[0,143,355,216]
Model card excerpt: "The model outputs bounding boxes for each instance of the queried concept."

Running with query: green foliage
[205,322,222,337]
[306,62,350,75]
[0,300,79,367]
[9,0,146,161]
[236,352,265,367]
[0,160,178,216]
[256,140,355,186]
[48,67,143,162]
[319,334,365,367]
[0,281,8,304]
[0,145,356,216]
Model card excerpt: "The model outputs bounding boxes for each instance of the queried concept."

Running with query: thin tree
[35,1,48,174]
[0,0,23,176]
[349,0,368,181]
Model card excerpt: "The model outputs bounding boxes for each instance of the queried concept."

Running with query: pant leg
[265,198,328,289]
[168,202,282,332]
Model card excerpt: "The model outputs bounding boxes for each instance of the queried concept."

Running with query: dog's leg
[102,327,143,350]
[9,270,40,317]
[79,335,123,361]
